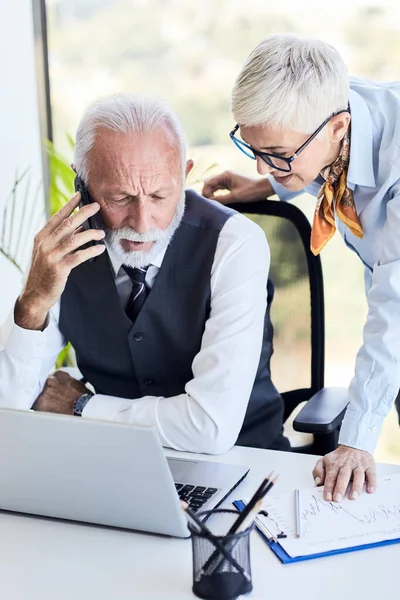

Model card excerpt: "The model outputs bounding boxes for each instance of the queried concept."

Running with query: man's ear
[185,159,194,179]
[71,163,77,174]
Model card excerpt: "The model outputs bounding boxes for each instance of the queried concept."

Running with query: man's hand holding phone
[15,191,106,331]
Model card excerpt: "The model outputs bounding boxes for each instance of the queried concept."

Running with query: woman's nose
[256,156,275,176]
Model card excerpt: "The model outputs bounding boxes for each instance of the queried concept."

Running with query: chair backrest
[231,200,325,421]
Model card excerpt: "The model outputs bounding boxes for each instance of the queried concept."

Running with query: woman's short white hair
[74,93,187,182]
[232,35,349,134]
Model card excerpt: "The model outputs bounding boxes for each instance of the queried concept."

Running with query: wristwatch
[73,393,93,417]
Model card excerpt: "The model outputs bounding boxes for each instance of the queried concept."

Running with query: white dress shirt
[0,213,270,454]
[271,76,400,454]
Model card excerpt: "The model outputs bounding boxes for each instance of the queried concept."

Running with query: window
[46,0,400,461]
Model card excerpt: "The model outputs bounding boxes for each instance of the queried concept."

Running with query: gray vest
[59,190,285,449]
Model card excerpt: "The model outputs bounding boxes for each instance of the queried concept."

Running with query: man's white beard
[105,190,185,269]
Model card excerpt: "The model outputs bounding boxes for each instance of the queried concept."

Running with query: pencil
[228,473,274,535]
[204,474,279,576]
[295,488,301,538]
[202,474,272,574]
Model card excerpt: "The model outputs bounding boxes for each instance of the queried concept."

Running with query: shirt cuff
[82,394,128,421]
[1,308,51,360]
[338,408,385,454]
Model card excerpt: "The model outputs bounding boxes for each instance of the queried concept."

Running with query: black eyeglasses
[229,109,350,173]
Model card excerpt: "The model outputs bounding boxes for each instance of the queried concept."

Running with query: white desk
[1,446,398,600]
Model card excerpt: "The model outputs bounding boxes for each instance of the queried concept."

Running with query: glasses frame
[229,109,350,173]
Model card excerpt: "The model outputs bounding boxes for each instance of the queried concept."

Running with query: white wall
[0,0,46,321]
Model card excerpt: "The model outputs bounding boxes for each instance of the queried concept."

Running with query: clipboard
[233,474,400,564]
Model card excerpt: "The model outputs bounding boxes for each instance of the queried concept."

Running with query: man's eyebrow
[101,188,132,196]
[150,188,172,194]
[101,187,172,196]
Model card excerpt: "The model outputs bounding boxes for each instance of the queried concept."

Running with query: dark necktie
[122,266,149,323]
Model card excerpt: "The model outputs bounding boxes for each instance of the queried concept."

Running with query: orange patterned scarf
[310,130,363,256]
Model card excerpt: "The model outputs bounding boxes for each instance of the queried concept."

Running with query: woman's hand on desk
[312,445,376,502]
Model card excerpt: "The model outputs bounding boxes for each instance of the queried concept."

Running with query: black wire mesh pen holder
[188,509,254,600]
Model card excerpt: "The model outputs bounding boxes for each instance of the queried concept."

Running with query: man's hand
[15,191,106,331]
[33,370,91,415]
[313,445,376,502]
[202,171,273,204]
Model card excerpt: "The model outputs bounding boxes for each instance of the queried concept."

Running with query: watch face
[74,394,92,416]
[73,399,83,416]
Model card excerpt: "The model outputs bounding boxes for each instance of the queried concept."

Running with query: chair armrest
[293,387,349,434]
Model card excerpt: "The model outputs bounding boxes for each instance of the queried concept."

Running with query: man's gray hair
[232,35,349,134]
[74,93,187,182]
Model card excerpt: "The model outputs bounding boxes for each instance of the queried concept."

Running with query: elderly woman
[203,35,400,503]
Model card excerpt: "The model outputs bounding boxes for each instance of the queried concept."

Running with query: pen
[295,488,301,538]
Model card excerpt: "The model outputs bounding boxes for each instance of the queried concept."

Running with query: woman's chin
[273,173,307,191]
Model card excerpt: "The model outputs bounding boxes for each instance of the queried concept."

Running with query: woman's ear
[329,113,351,143]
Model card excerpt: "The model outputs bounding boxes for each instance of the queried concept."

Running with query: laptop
[0,409,249,537]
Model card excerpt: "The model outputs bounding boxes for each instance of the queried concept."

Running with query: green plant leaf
[45,137,76,215]
[55,342,75,368]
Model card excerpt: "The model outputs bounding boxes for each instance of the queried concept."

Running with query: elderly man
[204,34,400,499]
[0,94,288,453]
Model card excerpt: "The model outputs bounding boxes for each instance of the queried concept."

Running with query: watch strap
[73,393,93,416]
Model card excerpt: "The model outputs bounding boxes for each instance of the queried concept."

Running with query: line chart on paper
[300,492,400,537]
[256,473,400,557]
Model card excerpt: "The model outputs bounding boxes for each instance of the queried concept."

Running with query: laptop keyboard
[175,483,218,513]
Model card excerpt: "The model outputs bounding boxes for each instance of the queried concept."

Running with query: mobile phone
[74,175,105,257]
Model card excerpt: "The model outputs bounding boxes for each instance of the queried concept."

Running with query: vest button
[144,379,154,386]
[133,333,143,342]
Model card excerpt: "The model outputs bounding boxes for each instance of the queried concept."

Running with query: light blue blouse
[271,76,400,453]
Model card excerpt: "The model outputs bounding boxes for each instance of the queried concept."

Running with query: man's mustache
[107,226,169,244]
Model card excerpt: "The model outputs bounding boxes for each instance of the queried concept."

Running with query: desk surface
[1,446,398,600]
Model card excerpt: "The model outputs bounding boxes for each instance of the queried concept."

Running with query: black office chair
[231,199,349,455]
